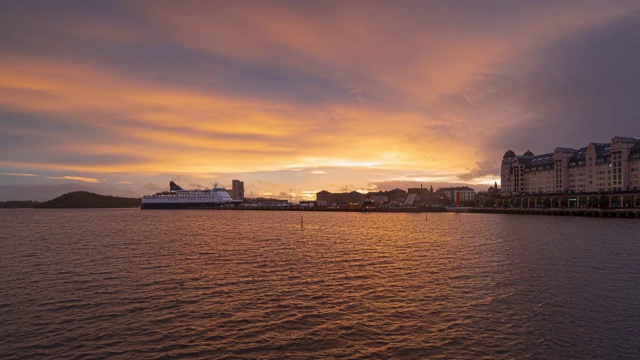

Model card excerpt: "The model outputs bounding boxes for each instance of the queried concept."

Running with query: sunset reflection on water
[1,209,638,359]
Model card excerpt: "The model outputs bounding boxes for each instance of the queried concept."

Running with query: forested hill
[37,191,141,208]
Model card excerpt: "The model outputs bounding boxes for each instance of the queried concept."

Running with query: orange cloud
[47,176,102,183]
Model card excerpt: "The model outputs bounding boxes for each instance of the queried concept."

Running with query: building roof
[511,136,640,173]
[387,188,407,194]
[531,153,554,161]
[521,152,553,164]
[590,143,610,153]
[556,147,574,150]
[523,152,554,170]
[503,149,516,158]
[437,186,475,192]
[359,194,388,205]
[612,136,640,143]
[404,193,421,206]
[568,147,588,165]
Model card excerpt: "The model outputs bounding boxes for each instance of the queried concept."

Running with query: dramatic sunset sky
[1,1,639,201]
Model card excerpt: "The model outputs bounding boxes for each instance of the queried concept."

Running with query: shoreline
[5,206,640,218]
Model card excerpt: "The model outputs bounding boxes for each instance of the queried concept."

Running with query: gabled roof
[359,194,388,205]
[387,188,407,194]
[404,193,421,206]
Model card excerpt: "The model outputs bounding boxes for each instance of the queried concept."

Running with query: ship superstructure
[141,181,242,209]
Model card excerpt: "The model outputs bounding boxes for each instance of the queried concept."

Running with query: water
[1,209,639,359]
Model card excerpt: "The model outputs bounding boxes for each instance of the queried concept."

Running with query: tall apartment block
[232,179,245,200]
[501,136,640,196]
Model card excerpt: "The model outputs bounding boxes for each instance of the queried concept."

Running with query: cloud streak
[47,176,102,184]
[0,173,38,177]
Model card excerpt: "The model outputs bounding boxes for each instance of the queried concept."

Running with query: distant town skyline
[2,1,640,201]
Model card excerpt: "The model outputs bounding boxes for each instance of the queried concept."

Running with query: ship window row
[149,196,215,200]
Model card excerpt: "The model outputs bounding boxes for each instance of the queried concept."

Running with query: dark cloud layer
[505,10,640,148]
[456,10,640,180]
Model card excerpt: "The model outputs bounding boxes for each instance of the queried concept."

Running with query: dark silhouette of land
[0,200,39,208]
[33,191,141,208]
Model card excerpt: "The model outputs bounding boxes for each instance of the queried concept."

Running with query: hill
[37,191,141,208]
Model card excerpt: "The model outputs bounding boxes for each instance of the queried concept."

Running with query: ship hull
[141,202,240,210]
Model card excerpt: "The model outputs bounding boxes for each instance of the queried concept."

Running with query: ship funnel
[169,181,184,191]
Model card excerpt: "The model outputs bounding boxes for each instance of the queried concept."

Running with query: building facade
[231,179,245,200]
[501,136,640,196]
[436,186,475,205]
[316,190,363,206]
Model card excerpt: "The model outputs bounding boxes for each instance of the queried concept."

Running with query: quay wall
[154,205,639,217]
[468,207,640,218]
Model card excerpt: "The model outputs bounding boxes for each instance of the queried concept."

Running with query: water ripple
[1,209,639,359]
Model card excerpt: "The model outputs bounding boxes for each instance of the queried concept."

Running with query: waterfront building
[316,186,474,207]
[316,190,362,206]
[408,185,438,206]
[316,190,332,205]
[243,198,289,207]
[436,186,475,205]
[299,200,326,207]
[232,179,244,200]
[501,136,640,196]
[487,181,500,197]
[358,192,389,206]
[314,189,405,207]
[384,188,408,203]
[403,193,422,206]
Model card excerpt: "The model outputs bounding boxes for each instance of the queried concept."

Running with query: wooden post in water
[301,215,303,228]
[425,213,428,221]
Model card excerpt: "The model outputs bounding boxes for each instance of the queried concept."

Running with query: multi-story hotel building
[501,136,640,196]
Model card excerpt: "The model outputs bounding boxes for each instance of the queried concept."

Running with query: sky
[1,0,640,201]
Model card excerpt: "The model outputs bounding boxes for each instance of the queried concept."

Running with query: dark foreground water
[1,209,639,359]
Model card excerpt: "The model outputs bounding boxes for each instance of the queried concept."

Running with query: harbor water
[1,209,639,359]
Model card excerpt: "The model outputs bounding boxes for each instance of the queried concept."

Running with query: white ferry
[141,181,242,209]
